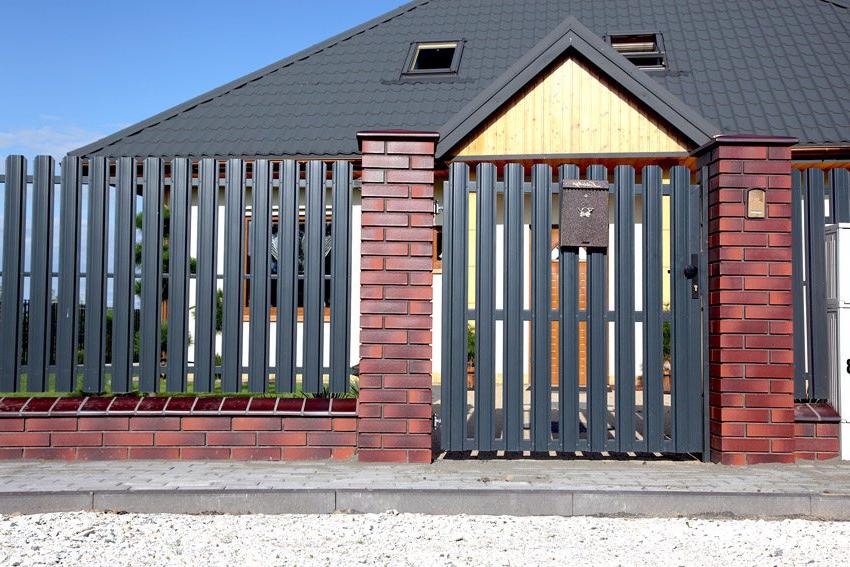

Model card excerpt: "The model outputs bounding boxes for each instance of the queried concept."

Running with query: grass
[1,376,359,399]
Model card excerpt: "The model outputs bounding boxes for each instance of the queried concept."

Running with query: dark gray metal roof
[73,0,850,158]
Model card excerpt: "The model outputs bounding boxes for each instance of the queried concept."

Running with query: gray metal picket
[0,155,353,395]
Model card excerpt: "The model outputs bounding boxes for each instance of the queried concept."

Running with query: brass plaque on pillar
[560,180,609,249]
[747,188,766,219]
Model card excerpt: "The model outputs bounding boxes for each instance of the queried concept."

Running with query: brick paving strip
[0,459,848,519]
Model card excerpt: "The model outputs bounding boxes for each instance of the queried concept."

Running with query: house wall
[454,56,692,159]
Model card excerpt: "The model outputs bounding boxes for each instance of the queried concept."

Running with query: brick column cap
[691,134,798,158]
[357,130,440,142]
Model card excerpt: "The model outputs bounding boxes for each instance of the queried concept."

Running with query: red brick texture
[356,131,438,463]
[794,422,840,461]
[0,416,356,461]
[696,136,798,465]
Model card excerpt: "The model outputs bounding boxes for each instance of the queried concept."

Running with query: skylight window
[608,33,667,71]
[403,41,463,76]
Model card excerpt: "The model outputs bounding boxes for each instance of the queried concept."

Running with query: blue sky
[0,0,407,165]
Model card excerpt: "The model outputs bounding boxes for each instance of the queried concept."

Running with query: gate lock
[684,254,699,299]
[560,179,610,249]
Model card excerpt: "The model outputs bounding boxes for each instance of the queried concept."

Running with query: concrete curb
[0,489,848,520]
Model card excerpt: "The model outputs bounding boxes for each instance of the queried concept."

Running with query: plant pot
[466,362,475,390]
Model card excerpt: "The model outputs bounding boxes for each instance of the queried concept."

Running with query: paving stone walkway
[1,458,848,519]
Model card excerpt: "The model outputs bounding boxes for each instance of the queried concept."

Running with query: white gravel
[0,512,847,566]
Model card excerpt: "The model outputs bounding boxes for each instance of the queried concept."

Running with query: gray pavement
[0,458,849,519]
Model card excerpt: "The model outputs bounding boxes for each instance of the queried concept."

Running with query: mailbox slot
[560,179,610,249]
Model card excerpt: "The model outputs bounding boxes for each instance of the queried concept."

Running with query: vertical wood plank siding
[0,156,353,395]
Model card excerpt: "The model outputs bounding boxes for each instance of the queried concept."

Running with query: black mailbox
[560,179,610,249]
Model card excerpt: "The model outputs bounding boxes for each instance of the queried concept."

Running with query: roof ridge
[71,0,433,156]
[819,0,850,9]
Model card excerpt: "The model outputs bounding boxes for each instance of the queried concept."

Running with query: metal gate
[440,162,705,454]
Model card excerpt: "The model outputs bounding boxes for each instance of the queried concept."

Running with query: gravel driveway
[1,512,847,566]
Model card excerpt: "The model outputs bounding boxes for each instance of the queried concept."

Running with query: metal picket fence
[793,167,850,403]
[0,155,354,395]
[440,162,705,454]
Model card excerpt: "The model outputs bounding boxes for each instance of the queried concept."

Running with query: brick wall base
[0,415,355,461]
[795,422,840,461]
[795,403,841,461]
[0,397,356,461]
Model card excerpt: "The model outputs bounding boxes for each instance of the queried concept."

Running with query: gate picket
[615,166,636,452]
[558,164,581,452]
[441,163,470,451]
[475,163,497,451]
[642,166,665,452]
[585,165,609,451]
[671,165,699,452]
[531,164,552,450]
[503,163,524,452]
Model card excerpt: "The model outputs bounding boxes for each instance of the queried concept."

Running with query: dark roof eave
[690,134,799,158]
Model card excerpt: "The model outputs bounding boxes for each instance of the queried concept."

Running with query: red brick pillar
[695,135,798,465]
[355,131,438,463]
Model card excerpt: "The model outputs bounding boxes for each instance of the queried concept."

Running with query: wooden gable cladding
[453,56,691,158]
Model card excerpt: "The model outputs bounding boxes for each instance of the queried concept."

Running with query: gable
[436,15,717,159]
[453,55,691,158]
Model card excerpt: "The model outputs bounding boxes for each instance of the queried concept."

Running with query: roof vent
[403,41,463,76]
[608,33,666,71]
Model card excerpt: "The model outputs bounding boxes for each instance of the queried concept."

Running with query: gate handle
[683,253,699,279]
